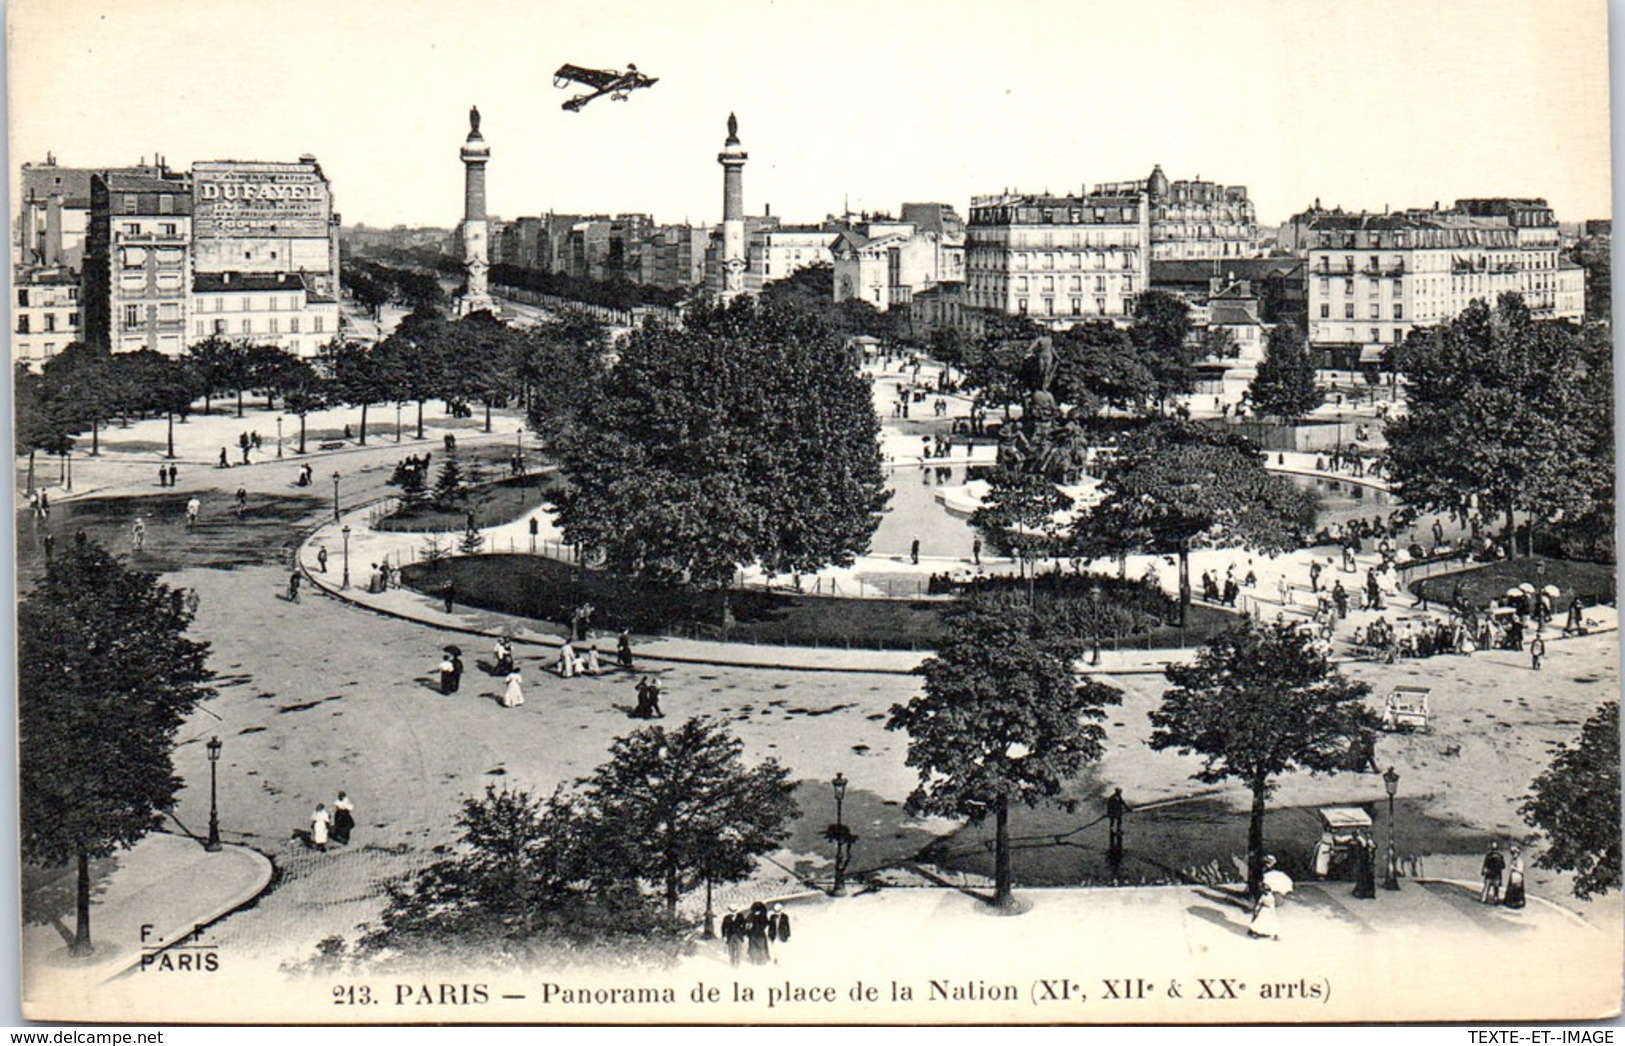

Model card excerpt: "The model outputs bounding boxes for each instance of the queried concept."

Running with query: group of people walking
[437,631,653,716]
[307,791,356,852]
[1480,841,1527,909]
[720,902,791,966]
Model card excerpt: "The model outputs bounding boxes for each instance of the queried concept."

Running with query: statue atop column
[726,112,739,145]
[469,105,482,137]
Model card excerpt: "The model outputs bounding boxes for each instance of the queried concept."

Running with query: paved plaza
[15,356,1621,1013]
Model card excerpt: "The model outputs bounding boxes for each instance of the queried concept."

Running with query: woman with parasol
[1248,855,1294,940]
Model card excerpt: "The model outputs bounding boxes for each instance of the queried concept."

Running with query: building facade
[831,212,966,312]
[1299,200,1584,367]
[190,272,338,357]
[13,270,81,365]
[1093,166,1258,261]
[82,169,195,355]
[964,191,1150,328]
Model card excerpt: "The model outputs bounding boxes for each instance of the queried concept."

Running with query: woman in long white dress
[1249,855,1292,939]
[503,667,525,708]
[556,642,577,678]
[584,645,603,676]
[310,803,331,853]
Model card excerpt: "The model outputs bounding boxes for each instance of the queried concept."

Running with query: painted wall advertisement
[193,163,331,238]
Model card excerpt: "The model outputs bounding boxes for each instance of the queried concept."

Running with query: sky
[7,0,1613,230]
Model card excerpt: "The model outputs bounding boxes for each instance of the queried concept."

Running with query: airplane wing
[554,64,619,90]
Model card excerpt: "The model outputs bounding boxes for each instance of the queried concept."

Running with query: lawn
[1412,555,1616,608]
[375,472,561,533]
[399,553,1240,651]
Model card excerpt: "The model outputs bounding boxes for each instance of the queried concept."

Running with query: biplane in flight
[553,63,659,112]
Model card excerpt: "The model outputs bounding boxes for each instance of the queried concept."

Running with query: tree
[1130,291,1199,405]
[1052,320,1155,415]
[40,342,116,456]
[1072,421,1315,623]
[553,298,889,591]
[245,344,298,411]
[887,594,1121,909]
[458,520,486,556]
[374,310,449,440]
[517,312,608,445]
[1248,322,1323,421]
[577,717,799,914]
[1521,702,1620,900]
[109,350,200,459]
[1149,621,1376,896]
[357,785,685,962]
[445,311,519,434]
[1386,295,1610,556]
[184,336,236,416]
[434,453,466,506]
[15,364,77,494]
[19,538,216,954]
[276,358,327,455]
[324,339,389,445]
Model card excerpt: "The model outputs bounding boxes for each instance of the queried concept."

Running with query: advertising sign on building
[193,162,331,238]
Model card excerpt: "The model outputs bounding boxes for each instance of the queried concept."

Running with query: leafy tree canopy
[554,297,889,589]
[1521,702,1620,900]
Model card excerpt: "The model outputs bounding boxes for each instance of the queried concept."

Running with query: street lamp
[276,415,284,459]
[829,772,853,896]
[341,525,352,590]
[396,402,403,443]
[1382,766,1401,891]
[64,449,72,493]
[205,736,223,852]
[331,471,341,523]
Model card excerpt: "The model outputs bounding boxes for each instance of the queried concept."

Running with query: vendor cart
[1381,685,1432,733]
[1311,806,1375,879]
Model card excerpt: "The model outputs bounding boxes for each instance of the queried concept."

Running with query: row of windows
[16,287,77,307]
[122,222,181,238]
[969,250,1141,272]
[193,316,324,336]
[15,312,77,333]
[1014,296,1131,317]
[975,228,1144,250]
[122,194,177,215]
[196,295,304,312]
[1321,302,1405,321]
[1013,275,1135,294]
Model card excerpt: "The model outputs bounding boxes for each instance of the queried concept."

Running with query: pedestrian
[1352,835,1377,899]
[768,903,791,957]
[745,901,772,965]
[1221,576,1239,608]
[1276,575,1291,608]
[235,487,247,518]
[131,517,146,551]
[643,675,664,718]
[252,431,262,450]
[1563,598,1586,636]
[316,545,328,573]
[443,582,455,614]
[583,645,603,676]
[439,651,457,695]
[287,570,302,603]
[1105,787,1130,860]
[1331,581,1348,619]
[556,641,578,678]
[502,665,525,708]
[617,628,634,670]
[1309,560,1323,593]
[528,516,539,553]
[186,496,201,528]
[168,463,178,487]
[910,537,920,565]
[494,637,514,675]
[450,650,464,693]
[218,447,230,469]
[310,803,330,852]
[1481,841,1506,904]
[721,906,744,966]
[1529,635,1546,671]
[633,676,651,718]
[42,532,55,560]
[1248,856,1291,940]
[972,537,981,566]
[158,465,168,488]
[1503,847,1526,909]
[331,792,355,845]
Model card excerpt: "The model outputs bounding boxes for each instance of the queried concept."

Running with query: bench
[317,440,346,451]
